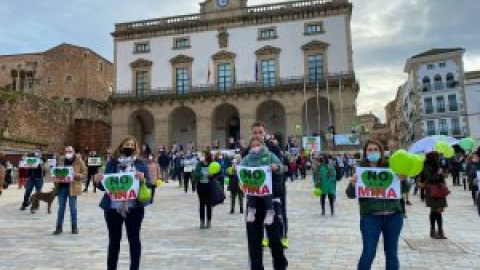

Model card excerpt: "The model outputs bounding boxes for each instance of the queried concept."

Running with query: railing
[115,0,342,31]
[112,72,354,100]
[426,129,462,137]
[423,103,461,115]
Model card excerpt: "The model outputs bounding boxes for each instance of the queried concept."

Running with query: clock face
[217,0,229,8]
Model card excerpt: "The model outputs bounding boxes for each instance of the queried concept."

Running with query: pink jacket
[147,162,160,182]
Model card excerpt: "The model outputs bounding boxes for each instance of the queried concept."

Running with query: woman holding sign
[53,147,87,235]
[346,139,404,270]
[94,136,153,270]
[193,152,214,229]
[313,155,337,216]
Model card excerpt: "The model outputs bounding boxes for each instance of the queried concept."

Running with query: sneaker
[206,221,211,229]
[264,210,275,225]
[246,207,256,223]
[229,209,234,214]
[281,237,289,249]
[406,201,412,206]
[200,221,206,229]
[262,238,269,247]
[20,206,27,211]
[53,227,62,235]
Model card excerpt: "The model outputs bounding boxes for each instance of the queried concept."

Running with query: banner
[334,134,360,145]
[22,157,40,168]
[355,167,401,199]
[211,149,236,157]
[87,157,102,166]
[289,147,300,156]
[52,167,74,183]
[302,136,321,152]
[236,165,272,196]
[101,172,139,201]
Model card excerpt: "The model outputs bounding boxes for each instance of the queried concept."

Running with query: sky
[1,0,479,122]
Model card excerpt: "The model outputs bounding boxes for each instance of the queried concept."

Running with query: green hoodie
[239,146,285,175]
[346,160,402,215]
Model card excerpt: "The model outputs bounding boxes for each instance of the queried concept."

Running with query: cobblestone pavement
[1,177,479,270]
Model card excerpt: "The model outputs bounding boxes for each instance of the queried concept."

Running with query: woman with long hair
[422,151,449,239]
[346,139,405,270]
[94,136,154,270]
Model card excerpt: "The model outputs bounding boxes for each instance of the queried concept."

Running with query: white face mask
[65,153,74,160]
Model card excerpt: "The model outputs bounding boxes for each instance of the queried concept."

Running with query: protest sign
[23,157,40,168]
[52,167,74,183]
[236,165,272,196]
[355,167,401,199]
[302,136,321,152]
[101,172,139,201]
[87,157,102,166]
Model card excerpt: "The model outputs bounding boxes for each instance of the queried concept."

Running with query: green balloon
[390,150,412,175]
[444,146,455,158]
[224,176,230,185]
[459,137,475,151]
[434,141,449,154]
[208,162,221,175]
[313,188,322,197]
[406,155,424,177]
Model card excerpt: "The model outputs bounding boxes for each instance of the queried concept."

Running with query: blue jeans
[56,187,78,228]
[22,178,44,207]
[358,213,403,270]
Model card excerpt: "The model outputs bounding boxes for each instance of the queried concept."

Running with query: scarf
[116,155,136,218]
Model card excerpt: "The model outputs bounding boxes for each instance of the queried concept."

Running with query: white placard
[355,167,401,199]
[236,165,272,196]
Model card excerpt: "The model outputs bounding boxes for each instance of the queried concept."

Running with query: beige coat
[56,157,87,196]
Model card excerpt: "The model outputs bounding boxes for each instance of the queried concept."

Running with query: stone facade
[0,43,113,102]
[111,80,358,150]
[111,0,358,150]
[385,99,399,150]
[0,90,111,154]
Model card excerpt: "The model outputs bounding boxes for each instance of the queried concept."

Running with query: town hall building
[111,0,358,149]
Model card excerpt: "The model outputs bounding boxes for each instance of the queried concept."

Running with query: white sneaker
[264,210,275,225]
[246,207,256,223]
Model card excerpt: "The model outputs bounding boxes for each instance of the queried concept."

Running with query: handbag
[138,181,152,203]
[429,183,450,198]
[210,177,226,207]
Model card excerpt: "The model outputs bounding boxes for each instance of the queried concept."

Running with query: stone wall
[0,90,111,154]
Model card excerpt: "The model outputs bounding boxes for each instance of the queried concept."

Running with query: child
[240,137,285,225]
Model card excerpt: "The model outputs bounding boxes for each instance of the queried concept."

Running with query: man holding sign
[346,140,405,270]
[239,137,288,270]
[53,146,86,235]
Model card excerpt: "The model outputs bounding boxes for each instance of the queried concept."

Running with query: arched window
[422,76,431,92]
[434,74,443,90]
[446,73,455,88]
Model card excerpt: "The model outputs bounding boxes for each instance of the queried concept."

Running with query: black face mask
[121,148,134,156]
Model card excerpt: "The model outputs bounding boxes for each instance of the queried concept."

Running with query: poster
[334,134,360,146]
[211,149,236,157]
[51,167,74,183]
[289,147,300,156]
[236,165,272,196]
[47,159,57,168]
[101,172,139,201]
[22,157,40,168]
[355,167,401,199]
[87,157,102,166]
[302,136,321,152]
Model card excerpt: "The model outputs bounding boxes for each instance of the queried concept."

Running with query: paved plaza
[1,177,479,270]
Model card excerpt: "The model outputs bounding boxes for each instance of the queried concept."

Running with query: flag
[255,61,259,82]
[207,61,212,84]
[232,64,236,85]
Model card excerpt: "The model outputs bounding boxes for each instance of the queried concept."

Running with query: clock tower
[200,0,248,17]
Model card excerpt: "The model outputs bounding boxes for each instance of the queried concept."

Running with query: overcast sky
[1,0,479,121]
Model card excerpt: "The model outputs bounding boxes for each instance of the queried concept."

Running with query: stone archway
[302,96,335,136]
[169,106,197,148]
[128,109,155,149]
[256,100,286,139]
[211,103,240,149]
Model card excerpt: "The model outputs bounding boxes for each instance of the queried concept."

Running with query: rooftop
[411,48,464,59]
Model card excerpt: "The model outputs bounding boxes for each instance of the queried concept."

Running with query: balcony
[422,103,461,115]
[425,128,463,137]
[425,106,433,114]
[111,72,355,102]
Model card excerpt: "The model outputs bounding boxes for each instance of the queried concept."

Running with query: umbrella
[408,135,459,154]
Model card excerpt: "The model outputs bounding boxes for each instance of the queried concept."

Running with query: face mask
[122,148,134,156]
[366,152,381,163]
[199,156,206,162]
[250,146,262,155]
[148,156,153,161]
[65,153,74,160]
